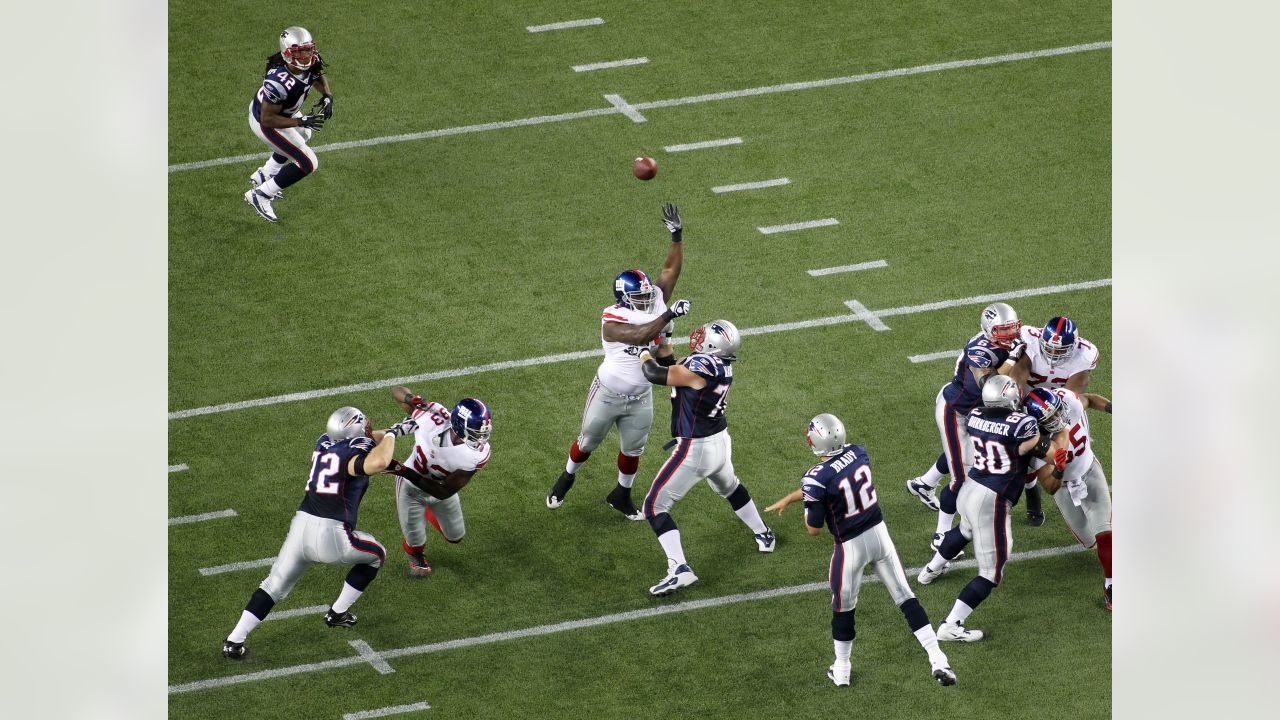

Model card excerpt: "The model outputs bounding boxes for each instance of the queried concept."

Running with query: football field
[169,1,1111,718]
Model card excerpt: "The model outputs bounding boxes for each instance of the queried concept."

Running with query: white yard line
[758,218,839,235]
[526,18,604,33]
[344,701,433,720]
[170,279,1111,420]
[169,463,189,473]
[603,93,646,123]
[350,639,396,675]
[169,509,238,526]
[572,57,649,73]
[264,604,329,622]
[199,556,276,576]
[665,137,743,153]
[808,260,888,276]
[844,300,891,331]
[169,544,1088,694]
[169,42,1110,172]
[910,349,961,364]
[712,178,790,194]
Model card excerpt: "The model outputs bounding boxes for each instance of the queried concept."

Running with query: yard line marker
[199,556,276,576]
[169,41,1110,172]
[807,260,888,276]
[344,701,433,719]
[264,604,328,622]
[169,509,238,526]
[350,639,396,675]
[665,137,743,153]
[170,279,1111,420]
[712,177,790,194]
[910,349,961,364]
[527,17,604,33]
[758,218,839,235]
[572,57,648,73]
[844,300,890,331]
[169,544,1088,694]
[169,463,189,473]
[603,93,646,123]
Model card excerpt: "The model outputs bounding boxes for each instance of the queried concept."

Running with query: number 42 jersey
[801,444,884,541]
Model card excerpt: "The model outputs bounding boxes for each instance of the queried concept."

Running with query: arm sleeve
[801,476,826,528]
[261,77,288,104]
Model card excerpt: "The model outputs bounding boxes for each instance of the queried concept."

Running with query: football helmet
[806,413,847,456]
[980,302,1021,348]
[981,375,1022,411]
[1040,316,1078,366]
[1024,388,1068,434]
[450,398,492,450]
[326,406,369,442]
[689,319,741,361]
[613,269,658,313]
[279,26,316,70]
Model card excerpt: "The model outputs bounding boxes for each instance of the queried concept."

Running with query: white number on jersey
[838,465,877,517]
[307,451,341,494]
[970,438,1012,474]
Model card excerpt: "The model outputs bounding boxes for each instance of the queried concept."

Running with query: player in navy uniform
[221,406,411,659]
[243,26,334,223]
[635,320,775,596]
[765,414,956,688]
[917,376,1056,641]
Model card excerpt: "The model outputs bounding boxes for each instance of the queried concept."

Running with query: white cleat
[754,529,777,553]
[938,621,985,642]
[931,661,957,686]
[248,169,283,199]
[827,660,851,687]
[917,561,947,585]
[244,188,278,223]
[649,564,698,596]
[907,477,941,511]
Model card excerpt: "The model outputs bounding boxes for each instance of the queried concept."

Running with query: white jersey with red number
[1029,389,1095,484]
[408,402,491,480]
[1020,325,1100,389]
[595,295,668,397]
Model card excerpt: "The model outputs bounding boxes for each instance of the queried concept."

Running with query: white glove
[1006,340,1026,362]
[668,299,691,317]
[386,417,419,437]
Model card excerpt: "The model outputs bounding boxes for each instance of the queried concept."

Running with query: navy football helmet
[1025,387,1068,434]
[450,398,492,450]
[1040,316,1078,366]
[614,269,658,313]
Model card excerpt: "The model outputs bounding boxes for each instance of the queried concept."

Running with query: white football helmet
[279,26,316,70]
[981,375,1022,411]
[326,406,369,442]
[979,302,1021,349]
[689,319,741,361]
[806,413,847,456]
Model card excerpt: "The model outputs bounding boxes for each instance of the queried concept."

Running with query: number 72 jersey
[668,353,733,439]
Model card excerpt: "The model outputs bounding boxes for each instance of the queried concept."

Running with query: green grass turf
[169,1,1111,717]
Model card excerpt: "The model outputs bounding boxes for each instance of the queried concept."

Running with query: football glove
[662,202,683,241]
[1053,447,1069,471]
[386,417,419,437]
[311,95,333,120]
[1006,339,1026,362]
[668,299,691,318]
[404,393,428,410]
[298,113,326,130]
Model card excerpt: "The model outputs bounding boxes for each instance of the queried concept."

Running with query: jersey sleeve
[801,468,827,528]
[260,75,289,104]
[1013,416,1039,441]
[472,444,491,470]
[965,344,1000,369]
[349,436,376,454]
[602,305,634,325]
[682,354,718,380]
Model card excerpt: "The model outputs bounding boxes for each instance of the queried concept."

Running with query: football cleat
[605,484,644,521]
[244,188,278,223]
[1024,485,1045,526]
[930,532,963,560]
[907,478,941,512]
[827,660,851,687]
[932,664,958,686]
[1104,584,1113,611]
[649,564,698,596]
[221,640,246,660]
[1026,509,1046,527]
[754,529,777,553]
[547,471,576,509]
[324,609,358,628]
[938,621,985,642]
[917,561,947,585]
[407,552,433,578]
[248,169,283,199]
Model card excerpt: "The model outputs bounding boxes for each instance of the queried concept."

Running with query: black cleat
[605,483,644,521]
[1104,585,1112,611]
[1024,485,1045,526]
[324,609,358,628]
[222,640,247,660]
[547,471,576,509]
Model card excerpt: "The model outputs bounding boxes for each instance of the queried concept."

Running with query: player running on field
[547,203,690,520]
[765,414,956,688]
[382,386,492,577]
[635,320,775,596]
[222,406,413,659]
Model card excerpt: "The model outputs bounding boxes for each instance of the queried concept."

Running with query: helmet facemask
[623,284,656,313]
[989,321,1022,349]
[459,419,491,450]
[283,41,316,70]
[1041,335,1076,366]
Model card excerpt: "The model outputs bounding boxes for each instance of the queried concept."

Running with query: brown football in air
[633,156,657,180]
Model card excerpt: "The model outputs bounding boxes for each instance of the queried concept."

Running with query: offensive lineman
[244,26,334,223]
[635,320,776,596]
[764,414,956,688]
[383,387,492,577]
[917,376,1055,641]
[222,407,412,659]
[547,203,690,520]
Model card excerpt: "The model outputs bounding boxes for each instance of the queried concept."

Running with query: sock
[273,162,307,190]
[402,539,425,556]
[263,155,286,176]
[925,551,949,574]
[945,599,975,626]
[332,582,363,613]
[657,529,687,569]
[257,177,282,197]
[726,485,768,533]
[228,589,275,642]
[617,453,639,488]
[921,453,947,488]
[834,640,852,662]
[934,511,955,536]
[937,527,968,561]
[566,440,591,474]
[228,610,262,643]
[1096,530,1112,585]
[913,625,947,664]
[947,576,997,624]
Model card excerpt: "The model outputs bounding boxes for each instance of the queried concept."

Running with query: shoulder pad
[966,345,997,368]
[1014,416,1039,439]
[261,78,288,104]
[683,354,717,377]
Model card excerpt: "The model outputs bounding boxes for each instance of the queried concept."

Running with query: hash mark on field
[526,17,603,33]
[169,544,1088,694]
[603,94,646,123]
[573,57,648,73]
[169,463,189,473]
[344,701,433,719]
[264,604,328,622]
[712,178,790,194]
[169,509,238,526]
[350,639,396,675]
[199,556,275,576]
[169,42,1111,172]
[910,349,962,364]
[844,300,891,331]
[758,218,839,235]
[808,260,888,276]
[665,137,743,153]
[170,279,1111,420]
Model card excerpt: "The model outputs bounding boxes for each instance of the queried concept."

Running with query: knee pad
[939,483,958,514]
[345,563,380,592]
[831,610,856,641]
[725,484,751,510]
[647,511,677,536]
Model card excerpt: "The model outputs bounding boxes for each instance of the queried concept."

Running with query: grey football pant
[1052,458,1111,546]
[395,476,466,547]
[576,376,653,456]
[259,511,385,602]
[829,521,915,612]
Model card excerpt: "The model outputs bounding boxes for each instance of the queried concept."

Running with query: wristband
[660,309,677,322]
[1103,401,1112,414]
[671,229,683,243]
[1051,467,1064,480]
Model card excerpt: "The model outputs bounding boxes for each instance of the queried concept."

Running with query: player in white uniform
[547,203,692,520]
[1010,315,1100,393]
[1024,386,1114,609]
[383,387,492,576]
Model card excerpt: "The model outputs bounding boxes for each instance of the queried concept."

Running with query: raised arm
[653,203,684,301]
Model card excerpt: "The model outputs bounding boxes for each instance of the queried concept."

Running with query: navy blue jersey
[942,333,1012,414]
[669,353,732,438]
[965,408,1039,503]
[801,444,884,541]
[298,434,377,528]
[251,62,320,119]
